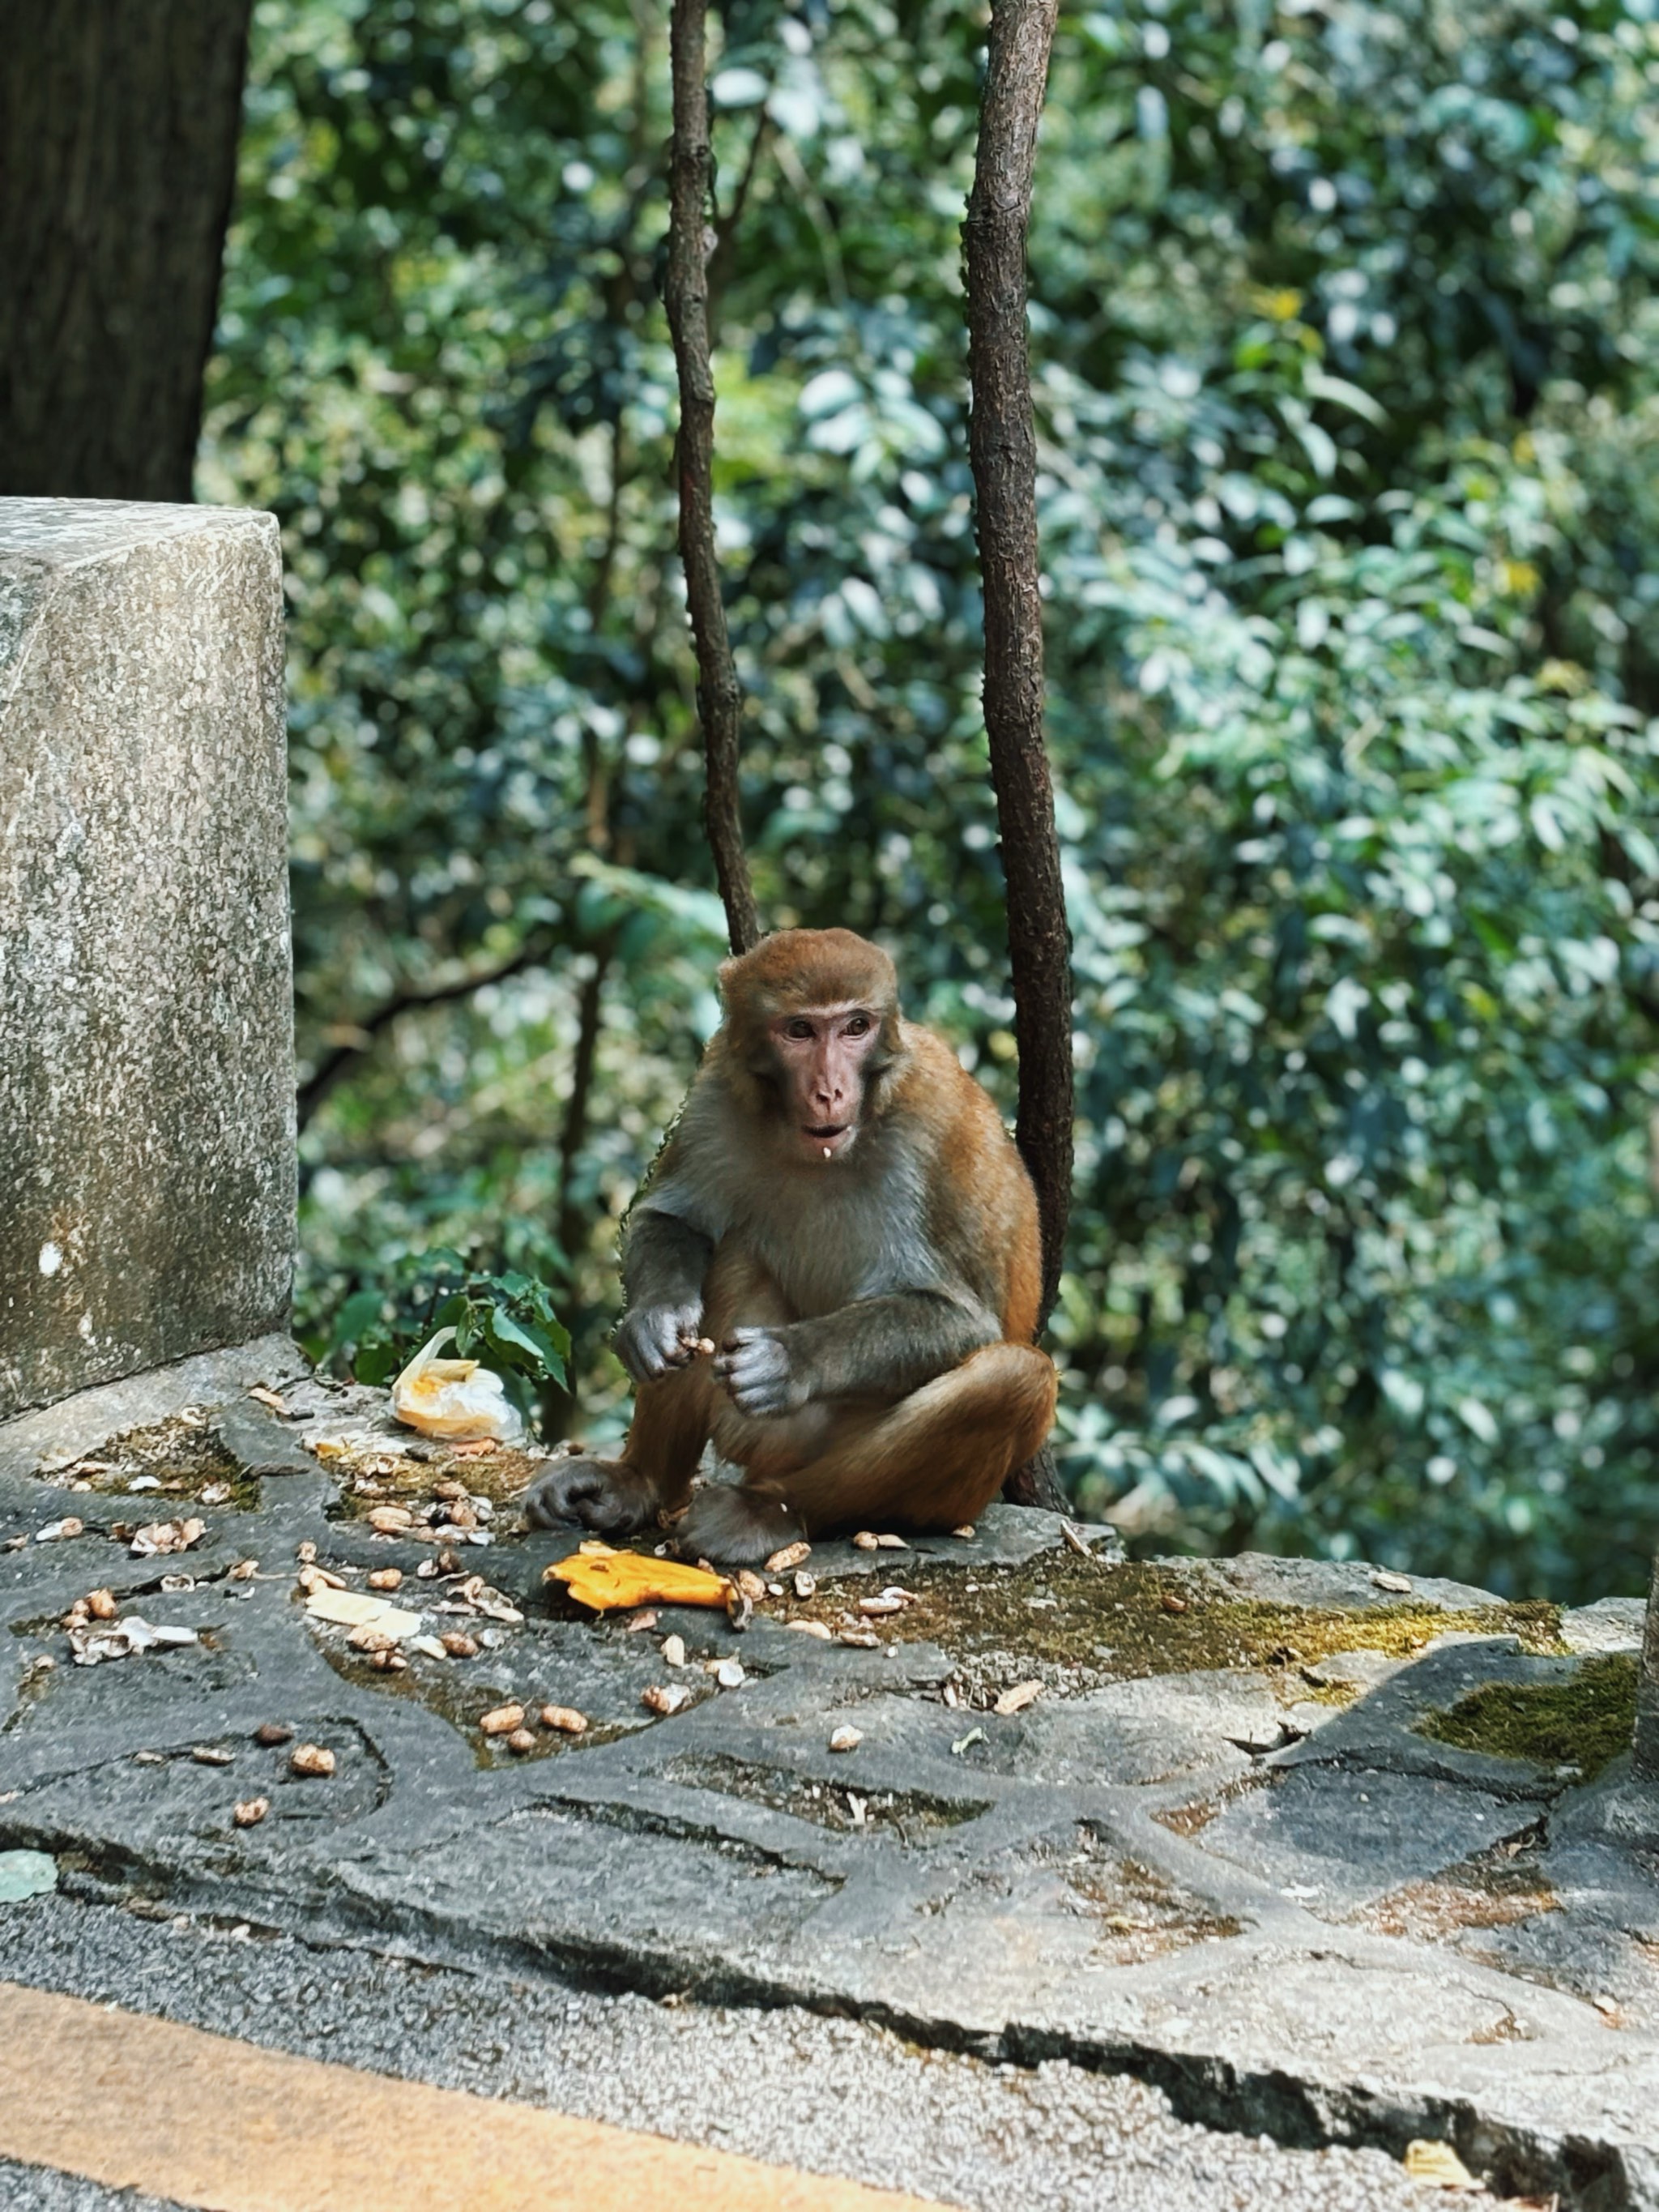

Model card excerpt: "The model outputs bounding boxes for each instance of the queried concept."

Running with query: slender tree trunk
[965,0,1073,1512]
[663,0,761,956]
[0,0,253,500]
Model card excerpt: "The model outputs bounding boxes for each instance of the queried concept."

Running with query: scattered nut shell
[725,1585,753,1633]
[87,1588,117,1621]
[254,1723,293,1748]
[735,1569,767,1603]
[366,1568,403,1591]
[232,1797,270,1829]
[661,1633,688,1669]
[539,1706,589,1736]
[191,1745,234,1766]
[296,1542,318,1564]
[993,1680,1043,1716]
[787,1620,834,1640]
[367,1505,415,1534]
[714,1659,745,1689]
[440,1632,480,1659]
[765,1541,811,1574]
[289,1744,335,1778]
[829,1726,864,1753]
[479,1704,527,1736]
[838,1629,880,1649]
[874,1534,908,1550]
[505,1727,538,1754]
[1160,1591,1189,1616]
[952,1525,975,1541]
[794,1570,817,1599]
[859,1595,905,1616]
[641,1684,692,1717]
[851,1531,880,1551]
[370,1648,407,1672]
[1371,1569,1414,1595]
[622,1609,659,1633]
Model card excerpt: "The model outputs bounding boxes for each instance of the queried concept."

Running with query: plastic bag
[390,1327,527,1445]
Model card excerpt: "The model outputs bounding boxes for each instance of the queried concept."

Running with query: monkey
[522,927,1056,1565]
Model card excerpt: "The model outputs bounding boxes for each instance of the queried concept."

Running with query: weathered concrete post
[1636,1554,1659,1780]
[0,499,294,1417]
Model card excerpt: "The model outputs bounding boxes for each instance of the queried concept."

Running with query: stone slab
[1,1350,1657,2208]
[1636,1554,1659,1779]
[0,497,295,1416]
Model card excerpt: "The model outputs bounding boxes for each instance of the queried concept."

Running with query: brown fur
[527,929,1055,1564]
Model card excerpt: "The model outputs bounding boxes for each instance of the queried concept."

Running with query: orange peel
[544,1542,731,1612]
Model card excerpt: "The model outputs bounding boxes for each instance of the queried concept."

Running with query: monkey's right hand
[522,1455,658,1536]
[614,1300,706,1386]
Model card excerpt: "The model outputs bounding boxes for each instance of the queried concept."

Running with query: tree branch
[965,0,1071,1332]
[296,931,557,1130]
[664,0,761,955]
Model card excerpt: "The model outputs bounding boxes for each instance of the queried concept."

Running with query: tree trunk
[0,1,253,502]
[663,0,761,957]
[965,0,1072,1514]
[966,0,1071,1316]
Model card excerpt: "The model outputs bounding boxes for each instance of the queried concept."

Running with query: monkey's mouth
[801,1122,854,1158]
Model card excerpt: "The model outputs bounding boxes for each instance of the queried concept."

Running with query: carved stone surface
[0,498,294,1416]
[1,1350,1657,2206]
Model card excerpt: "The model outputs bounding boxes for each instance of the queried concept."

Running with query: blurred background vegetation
[198,0,1659,1600]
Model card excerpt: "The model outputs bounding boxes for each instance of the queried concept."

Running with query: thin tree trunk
[663,0,761,956]
[0,0,253,500]
[965,0,1072,1513]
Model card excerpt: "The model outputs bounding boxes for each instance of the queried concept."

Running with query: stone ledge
[0,1346,1654,2210]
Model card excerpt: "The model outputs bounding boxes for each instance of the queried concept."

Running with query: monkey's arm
[614,1202,714,1383]
[717,1289,997,1416]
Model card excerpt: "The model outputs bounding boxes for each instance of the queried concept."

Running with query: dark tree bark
[0,1,253,501]
[965,0,1073,1513]
[663,0,761,956]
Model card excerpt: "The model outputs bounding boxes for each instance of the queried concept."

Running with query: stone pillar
[0,499,295,1417]
[1637,1554,1659,1780]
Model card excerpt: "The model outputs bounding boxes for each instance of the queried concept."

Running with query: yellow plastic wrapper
[544,1541,731,1612]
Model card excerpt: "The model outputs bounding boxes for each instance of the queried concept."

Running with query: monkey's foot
[674,1482,806,1568]
[522,1456,659,1537]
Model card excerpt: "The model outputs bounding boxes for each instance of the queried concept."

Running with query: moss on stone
[780,1553,1565,1695]
[38,1415,258,1512]
[1415,1655,1637,1780]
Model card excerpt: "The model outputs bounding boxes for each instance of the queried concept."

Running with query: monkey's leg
[676,1343,1058,1565]
[523,1241,789,1537]
[522,1358,714,1536]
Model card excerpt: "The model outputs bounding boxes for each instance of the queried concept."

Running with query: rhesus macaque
[524,928,1056,1565]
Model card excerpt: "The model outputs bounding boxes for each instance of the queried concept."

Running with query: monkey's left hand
[714,1326,812,1418]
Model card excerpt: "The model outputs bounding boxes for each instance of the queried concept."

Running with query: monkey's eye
[844,1014,872,1036]
[783,1018,815,1041]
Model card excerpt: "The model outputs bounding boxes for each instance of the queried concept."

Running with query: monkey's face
[767,1003,883,1161]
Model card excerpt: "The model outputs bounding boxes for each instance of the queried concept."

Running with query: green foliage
[207,0,1659,1601]
[319,1250,570,1413]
